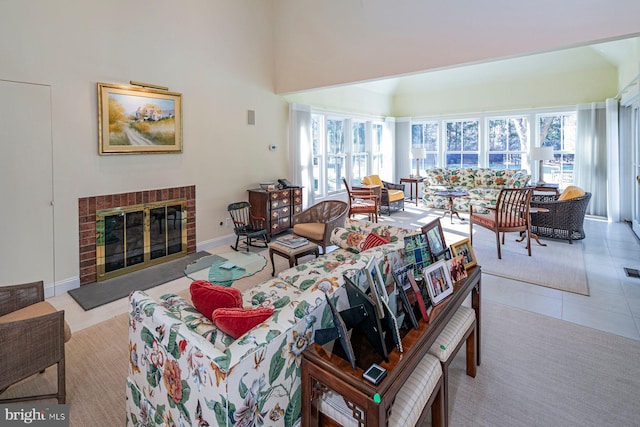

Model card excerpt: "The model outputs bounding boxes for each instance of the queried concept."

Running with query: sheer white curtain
[574,102,608,217]
[605,98,621,222]
[618,105,634,221]
[289,103,314,208]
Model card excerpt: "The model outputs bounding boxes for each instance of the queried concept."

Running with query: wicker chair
[529,192,592,243]
[362,175,405,215]
[0,281,71,403]
[292,200,348,254]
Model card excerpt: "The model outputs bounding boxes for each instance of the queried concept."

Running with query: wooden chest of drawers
[247,187,303,236]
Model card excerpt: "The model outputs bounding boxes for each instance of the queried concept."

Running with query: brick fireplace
[78,185,196,285]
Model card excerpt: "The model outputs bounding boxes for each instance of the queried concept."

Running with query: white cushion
[428,305,475,362]
[319,353,442,426]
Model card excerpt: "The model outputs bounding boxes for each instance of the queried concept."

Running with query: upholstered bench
[318,353,443,426]
[428,305,477,426]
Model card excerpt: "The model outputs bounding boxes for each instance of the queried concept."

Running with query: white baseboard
[197,233,236,252]
[45,276,80,299]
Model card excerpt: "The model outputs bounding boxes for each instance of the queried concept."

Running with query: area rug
[375,207,589,295]
[68,251,211,311]
[462,226,590,296]
[5,301,639,426]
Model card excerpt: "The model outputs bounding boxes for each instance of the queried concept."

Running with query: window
[371,122,384,175]
[444,119,479,169]
[487,116,528,170]
[311,114,322,195]
[411,121,439,172]
[351,120,367,187]
[326,118,346,193]
[309,113,387,198]
[537,112,576,186]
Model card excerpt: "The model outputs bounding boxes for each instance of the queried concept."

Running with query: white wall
[394,67,619,117]
[273,0,640,93]
[0,1,288,289]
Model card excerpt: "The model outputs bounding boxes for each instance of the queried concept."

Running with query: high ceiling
[354,37,639,96]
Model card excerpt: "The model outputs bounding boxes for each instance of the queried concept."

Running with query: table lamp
[411,147,426,178]
[530,146,554,185]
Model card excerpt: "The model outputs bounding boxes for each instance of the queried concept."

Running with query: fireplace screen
[96,199,187,281]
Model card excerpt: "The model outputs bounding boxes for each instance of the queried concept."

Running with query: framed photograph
[407,269,430,323]
[421,219,448,261]
[423,260,454,305]
[448,255,468,283]
[98,83,183,154]
[391,264,419,329]
[365,256,388,319]
[450,238,477,270]
[403,233,432,277]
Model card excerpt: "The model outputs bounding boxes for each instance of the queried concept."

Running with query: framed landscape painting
[98,83,183,154]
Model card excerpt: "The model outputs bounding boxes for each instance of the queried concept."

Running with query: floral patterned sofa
[422,167,530,212]
[126,220,418,427]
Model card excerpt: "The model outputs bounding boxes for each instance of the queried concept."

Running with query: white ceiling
[354,37,639,95]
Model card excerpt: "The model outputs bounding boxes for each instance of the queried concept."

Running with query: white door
[0,80,54,287]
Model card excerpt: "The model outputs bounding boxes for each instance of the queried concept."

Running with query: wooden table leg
[269,248,276,276]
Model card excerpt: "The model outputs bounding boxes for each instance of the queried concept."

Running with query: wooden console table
[301,266,482,427]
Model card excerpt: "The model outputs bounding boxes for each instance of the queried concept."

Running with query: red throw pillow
[189,280,243,321]
[360,232,390,251]
[212,307,274,339]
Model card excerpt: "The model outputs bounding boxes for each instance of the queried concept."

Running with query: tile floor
[49,213,640,341]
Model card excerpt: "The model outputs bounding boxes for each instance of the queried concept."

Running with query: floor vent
[624,267,640,279]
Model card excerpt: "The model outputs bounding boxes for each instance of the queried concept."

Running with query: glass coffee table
[183,251,266,286]
[434,190,469,222]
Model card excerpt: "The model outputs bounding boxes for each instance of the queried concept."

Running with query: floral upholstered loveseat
[126,220,418,427]
[422,167,530,212]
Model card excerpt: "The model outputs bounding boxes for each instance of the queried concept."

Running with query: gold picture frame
[450,238,477,270]
[98,83,182,154]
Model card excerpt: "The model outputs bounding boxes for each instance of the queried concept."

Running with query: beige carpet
[4,300,640,426]
[377,208,590,295]
[463,226,589,296]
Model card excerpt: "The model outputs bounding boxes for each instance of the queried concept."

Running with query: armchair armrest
[0,281,44,317]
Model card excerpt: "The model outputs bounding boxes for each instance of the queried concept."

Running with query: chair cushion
[387,189,405,202]
[293,223,326,241]
[190,280,243,320]
[0,301,72,342]
[558,185,586,201]
[472,212,525,228]
[363,175,383,186]
[212,307,274,339]
[428,305,475,361]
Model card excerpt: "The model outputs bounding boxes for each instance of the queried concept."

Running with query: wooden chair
[227,201,269,251]
[469,187,533,259]
[0,281,71,404]
[292,200,349,254]
[342,177,379,223]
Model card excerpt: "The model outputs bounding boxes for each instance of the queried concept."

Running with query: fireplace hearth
[78,186,195,285]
